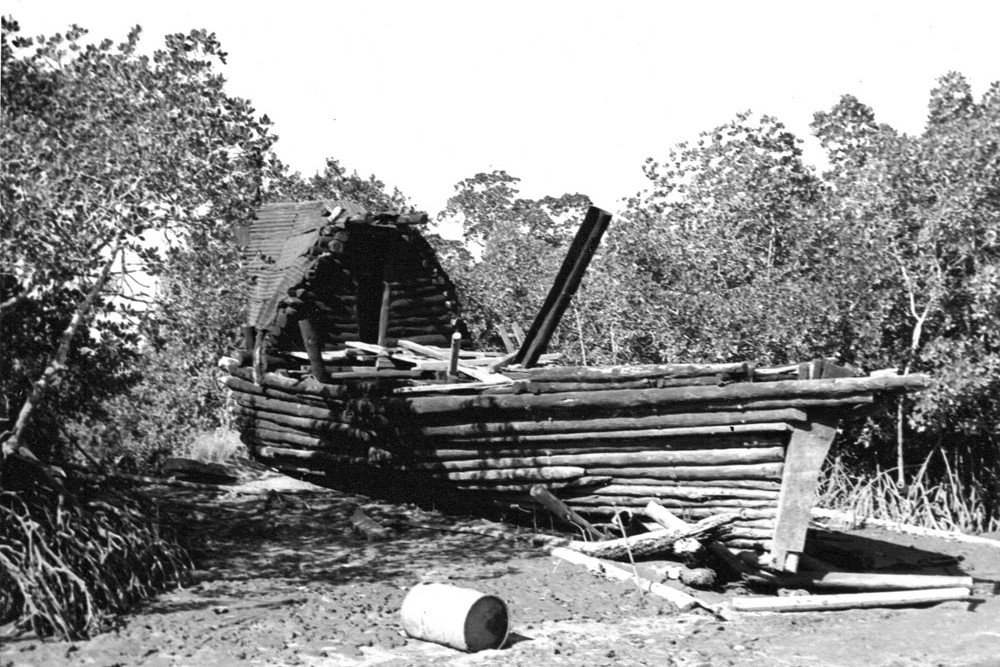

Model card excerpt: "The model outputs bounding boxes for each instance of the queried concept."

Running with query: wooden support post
[298,319,330,383]
[377,281,392,348]
[448,331,462,377]
[770,413,839,572]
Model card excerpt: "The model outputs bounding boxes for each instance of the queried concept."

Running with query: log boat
[221,200,928,572]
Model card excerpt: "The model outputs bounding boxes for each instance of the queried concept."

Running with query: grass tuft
[817,451,1000,535]
[0,467,191,639]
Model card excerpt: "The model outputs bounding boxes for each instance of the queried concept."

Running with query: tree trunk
[4,245,121,461]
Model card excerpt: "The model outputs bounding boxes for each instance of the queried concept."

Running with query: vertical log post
[514,206,612,368]
[448,331,462,377]
[770,414,839,572]
[298,318,330,383]
[377,281,392,348]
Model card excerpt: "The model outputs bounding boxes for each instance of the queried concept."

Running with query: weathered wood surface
[770,416,839,572]
[549,547,707,613]
[514,206,612,368]
[567,512,738,560]
[417,411,805,438]
[409,447,785,472]
[397,374,927,417]
[730,587,972,613]
[586,463,784,480]
[752,571,975,591]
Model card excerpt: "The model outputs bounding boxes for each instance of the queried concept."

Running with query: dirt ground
[2,473,999,667]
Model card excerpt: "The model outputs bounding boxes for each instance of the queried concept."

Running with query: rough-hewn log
[751,571,975,592]
[569,496,776,509]
[408,447,785,472]
[567,512,738,560]
[770,416,839,573]
[506,362,749,383]
[550,505,778,521]
[253,445,369,466]
[299,318,331,382]
[600,484,780,500]
[231,406,371,438]
[515,207,612,368]
[730,587,972,613]
[549,547,705,613]
[482,375,729,394]
[397,374,927,417]
[421,466,585,483]
[587,463,784,480]
[431,426,789,447]
[450,477,612,492]
[418,412,803,438]
[611,478,782,491]
[233,393,343,420]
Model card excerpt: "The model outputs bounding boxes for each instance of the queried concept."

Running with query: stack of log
[221,341,927,552]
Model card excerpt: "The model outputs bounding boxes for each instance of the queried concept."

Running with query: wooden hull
[224,360,925,571]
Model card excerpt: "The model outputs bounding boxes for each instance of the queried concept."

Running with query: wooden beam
[298,319,330,383]
[514,206,612,367]
[770,414,839,572]
[731,587,972,613]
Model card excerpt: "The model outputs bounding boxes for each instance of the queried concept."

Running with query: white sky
[6,1,999,219]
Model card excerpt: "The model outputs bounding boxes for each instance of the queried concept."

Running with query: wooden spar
[730,587,972,613]
[396,374,927,417]
[514,206,613,368]
[586,463,784,480]
[377,281,392,348]
[603,484,780,500]
[451,477,612,492]
[408,447,785,472]
[417,410,807,438]
[751,571,975,591]
[430,425,790,445]
[232,393,344,420]
[549,547,704,612]
[423,466,586,482]
[448,332,461,376]
[411,442,780,460]
[482,375,728,393]
[506,362,748,382]
[569,496,776,509]
[530,485,608,540]
[299,318,332,382]
[567,512,738,560]
[573,504,777,520]
[615,479,781,490]
[770,415,839,572]
[231,406,370,437]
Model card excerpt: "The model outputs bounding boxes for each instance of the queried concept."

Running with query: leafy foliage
[1,19,276,461]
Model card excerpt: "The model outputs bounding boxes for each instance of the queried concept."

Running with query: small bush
[184,428,245,464]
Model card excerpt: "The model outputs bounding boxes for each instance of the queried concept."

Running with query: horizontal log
[549,547,703,612]
[410,439,781,460]
[233,393,343,421]
[417,411,805,438]
[568,513,738,560]
[433,425,791,446]
[231,405,373,439]
[588,463,784,480]
[450,477,612,493]
[228,367,385,399]
[595,484,780,500]
[753,571,975,591]
[541,505,778,521]
[397,374,926,417]
[482,375,728,394]
[506,363,750,383]
[241,425,333,450]
[610,478,782,491]
[423,466,585,483]
[409,447,785,472]
[568,496,776,509]
[730,587,972,613]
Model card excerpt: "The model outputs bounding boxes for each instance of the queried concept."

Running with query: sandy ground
[2,473,999,667]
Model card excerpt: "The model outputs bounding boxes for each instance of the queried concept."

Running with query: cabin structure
[222,201,928,573]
